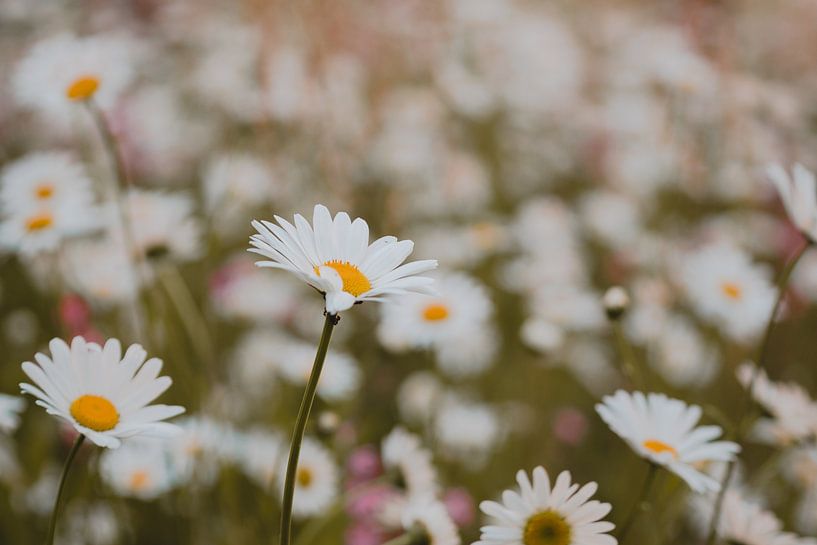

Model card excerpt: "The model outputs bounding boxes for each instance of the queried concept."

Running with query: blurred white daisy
[596,390,739,493]
[211,257,299,323]
[13,33,135,124]
[99,438,177,500]
[382,427,440,499]
[238,429,285,490]
[276,437,338,519]
[679,243,775,342]
[767,163,817,242]
[397,371,443,425]
[434,397,502,469]
[203,153,278,215]
[276,341,361,402]
[475,466,616,545]
[0,152,95,212]
[123,189,202,262]
[400,497,461,545]
[249,204,437,314]
[378,272,494,376]
[737,363,817,445]
[0,394,25,433]
[61,237,139,307]
[20,336,185,448]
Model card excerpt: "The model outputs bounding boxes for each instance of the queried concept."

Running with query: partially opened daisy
[767,163,817,242]
[20,336,185,448]
[475,466,616,545]
[249,204,437,314]
[595,390,739,493]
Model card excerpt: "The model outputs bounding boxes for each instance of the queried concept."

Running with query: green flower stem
[279,312,339,545]
[83,99,151,345]
[705,239,811,545]
[612,319,643,389]
[46,434,85,545]
[618,462,658,543]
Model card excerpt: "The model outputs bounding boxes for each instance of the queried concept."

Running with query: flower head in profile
[475,466,616,545]
[20,337,185,448]
[400,497,461,545]
[595,390,739,493]
[767,163,817,242]
[249,204,437,314]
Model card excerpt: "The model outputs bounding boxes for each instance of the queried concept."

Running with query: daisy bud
[603,286,630,320]
[316,411,341,437]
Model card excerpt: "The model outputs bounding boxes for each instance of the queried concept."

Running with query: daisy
[679,242,775,342]
[0,394,25,433]
[475,466,616,545]
[61,237,139,307]
[737,363,817,445]
[203,153,278,214]
[99,438,177,500]
[434,397,502,469]
[595,390,740,493]
[276,437,338,518]
[0,203,99,257]
[122,189,202,262]
[20,336,185,448]
[382,427,440,500]
[13,33,135,124]
[400,497,461,545]
[237,429,285,490]
[249,204,437,314]
[767,163,817,241]
[0,152,95,212]
[276,342,361,402]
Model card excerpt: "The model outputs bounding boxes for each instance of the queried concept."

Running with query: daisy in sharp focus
[595,390,739,493]
[475,466,616,545]
[767,163,817,242]
[20,336,185,448]
[13,33,135,125]
[249,204,437,314]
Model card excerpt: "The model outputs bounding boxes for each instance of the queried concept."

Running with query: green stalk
[705,239,811,545]
[618,462,658,543]
[46,434,85,545]
[279,312,339,545]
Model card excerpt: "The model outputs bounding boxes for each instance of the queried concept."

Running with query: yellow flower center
[129,470,150,491]
[297,467,313,487]
[35,183,54,199]
[315,261,372,297]
[66,76,100,101]
[69,394,119,432]
[523,509,572,545]
[422,303,450,322]
[25,212,54,232]
[642,439,678,458]
[721,282,742,300]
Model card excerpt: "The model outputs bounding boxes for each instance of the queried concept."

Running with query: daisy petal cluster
[767,163,817,242]
[596,390,739,492]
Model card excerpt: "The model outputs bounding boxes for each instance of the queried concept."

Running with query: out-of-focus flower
[0,394,24,433]
[238,429,285,490]
[397,371,443,425]
[99,438,177,500]
[382,427,439,501]
[276,437,338,519]
[648,315,719,389]
[13,33,135,124]
[123,189,202,262]
[275,342,361,402]
[61,237,138,307]
[679,243,775,342]
[19,337,184,448]
[249,204,437,314]
[602,286,630,320]
[211,257,300,323]
[475,466,615,545]
[400,497,461,545]
[433,397,502,469]
[596,390,739,493]
[203,153,278,216]
[737,362,817,445]
[767,163,817,242]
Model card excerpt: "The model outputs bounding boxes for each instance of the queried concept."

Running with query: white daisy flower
[0,394,25,433]
[203,153,278,214]
[737,362,817,445]
[20,336,185,448]
[0,203,99,256]
[434,397,502,469]
[99,438,177,500]
[61,237,139,307]
[238,429,285,490]
[13,33,135,124]
[276,342,361,403]
[0,152,95,212]
[123,189,202,262]
[475,466,616,545]
[276,437,338,519]
[595,390,739,493]
[679,242,775,342]
[401,497,461,545]
[767,163,817,242]
[382,427,440,499]
[249,204,437,314]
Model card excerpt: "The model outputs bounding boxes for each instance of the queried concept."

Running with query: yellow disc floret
[422,303,450,322]
[66,75,100,101]
[25,212,53,232]
[523,509,572,545]
[315,260,372,297]
[642,439,678,458]
[297,467,313,487]
[35,184,54,199]
[70,394,119,432]
[720,281,743,300]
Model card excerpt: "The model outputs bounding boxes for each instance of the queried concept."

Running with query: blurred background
[1,0,817,543]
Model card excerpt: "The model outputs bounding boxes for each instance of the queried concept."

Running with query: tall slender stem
[612,320,643,389]
[46,434,85,545]
[618,462,658,543]
[705,239,811,545]
[279,312,339,545]
[83,99,150,344]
